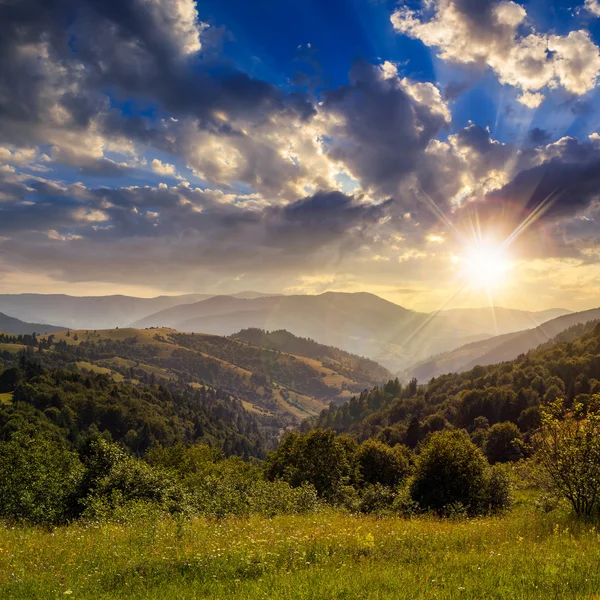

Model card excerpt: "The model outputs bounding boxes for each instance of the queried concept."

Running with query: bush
[410,429,489,516]
[264,429,353,502]
[485,422,522,464]
[0,434,84,524]
[535,401,600,517]
[485,465,512,513]
[355,440,411,488]
[358,483,396,514]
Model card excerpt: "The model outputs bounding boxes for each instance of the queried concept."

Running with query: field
[1,502,599,599]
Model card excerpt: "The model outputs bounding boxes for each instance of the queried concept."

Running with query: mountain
[0,312,65,335]
[231,328,392,383]
[313,320,600,445]
[0,292,276,330]
[133,292,568,372]
[402,307,600,382]
[12,326,391,432]
[435,306,571,338]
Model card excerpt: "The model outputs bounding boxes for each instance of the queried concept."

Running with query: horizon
[2,0,600,313]
[0,288,582,316]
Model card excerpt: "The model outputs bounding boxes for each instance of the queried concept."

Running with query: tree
[264,429,352,502]
[0,434,83,524]
[411,429,489,516]
[355,440,411,488]
[485,422,522,464]
[535,400,600,518]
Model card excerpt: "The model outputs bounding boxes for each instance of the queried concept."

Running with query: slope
[402,307,600,382]
[0,312,65,335]
[314,320,600,446]
[30,326,389,429]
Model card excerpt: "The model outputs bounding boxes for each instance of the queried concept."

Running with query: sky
[1,0,600,312]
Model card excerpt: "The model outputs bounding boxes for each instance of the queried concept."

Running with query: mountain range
[0,291,571,372]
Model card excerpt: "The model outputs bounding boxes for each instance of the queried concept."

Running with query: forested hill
[0,360,266,458]
[312,320,600,448]
[0,327,390,452]
[231,328,392,383]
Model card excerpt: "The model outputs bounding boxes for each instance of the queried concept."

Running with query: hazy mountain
[0,292,276,330]
[0,313,65,335]
[435,306,571,338]
[133,292,567,372]
[402,306,600,382]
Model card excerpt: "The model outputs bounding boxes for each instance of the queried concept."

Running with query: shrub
[355,440,411,488]
[485,465,512,513]
[485,422,522,464]
[0,434,83,524]
[535,400,600,518]
[264,429,353,502]
[358,483,397,514]
[410,429,489,516]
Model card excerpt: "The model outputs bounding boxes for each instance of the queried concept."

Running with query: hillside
[133,293,566,372]
[0,326,389,433]
[0,292,274,330]
[231,328,392,383]
[402,307,600,382]
[314,320,600,445]
[0,312,65,335]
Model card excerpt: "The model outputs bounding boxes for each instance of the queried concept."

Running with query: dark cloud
[324,61,449,196]
[487,157,600,222]
[527,128,552,146]
[443,80,472,101]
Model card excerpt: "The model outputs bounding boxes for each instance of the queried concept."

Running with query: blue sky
[1,0,600,312]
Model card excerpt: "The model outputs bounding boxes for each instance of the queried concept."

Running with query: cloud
[151,158,178,177]
[391,0,600,106]
[585,0,600,17]
[322,61,450,196]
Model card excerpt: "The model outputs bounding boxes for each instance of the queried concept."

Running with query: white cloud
[391,0,600,104]
[141,0,206,55]
[585,0,600,17]
[151,158,178,176]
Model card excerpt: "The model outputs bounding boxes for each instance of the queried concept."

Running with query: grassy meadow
[1,500,599,599]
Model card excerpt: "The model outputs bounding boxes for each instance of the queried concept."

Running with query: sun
[456,243,513,291]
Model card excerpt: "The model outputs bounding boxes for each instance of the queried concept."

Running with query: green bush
[358,483,397,514]
[264,429,353,502]
[355,440,411,488]
[485,422,522,464]
[0,434,83,524]
[410,429,490,516]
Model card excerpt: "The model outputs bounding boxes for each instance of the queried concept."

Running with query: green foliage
[264,429,353,502]
[535,400,600,517]
[485,422,523,464]
[410,430,501,516]
[0,362,265,457]
[0,434,83,524]
[355,440,411,487]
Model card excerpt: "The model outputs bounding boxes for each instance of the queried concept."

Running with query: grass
[1,503,599,599]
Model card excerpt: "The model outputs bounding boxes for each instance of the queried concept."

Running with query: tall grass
[1,499,599,599]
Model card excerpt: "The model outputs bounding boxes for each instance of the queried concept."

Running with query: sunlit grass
[1,501,599,599]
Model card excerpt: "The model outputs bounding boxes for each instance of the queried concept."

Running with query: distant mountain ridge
[0,291,276,330]
[0,312,65,335]
[0,291,572,372]
[401,306,600,382]
[132,292,570,372]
